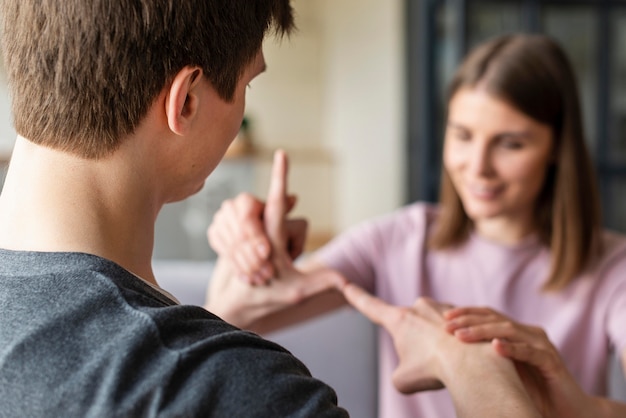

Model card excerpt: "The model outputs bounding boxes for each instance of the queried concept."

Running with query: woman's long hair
[429,34,602,291]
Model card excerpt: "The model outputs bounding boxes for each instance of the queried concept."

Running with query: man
[0,1,347,416]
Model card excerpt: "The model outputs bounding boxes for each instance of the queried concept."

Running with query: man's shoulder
[0,251,347,417]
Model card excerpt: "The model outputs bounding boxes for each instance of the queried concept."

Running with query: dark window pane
[543,6,598,156]
[467,1,524,49]
[603,176,626,233]
[608,11,626,164]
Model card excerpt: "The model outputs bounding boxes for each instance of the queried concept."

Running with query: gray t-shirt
[0,250,348,417]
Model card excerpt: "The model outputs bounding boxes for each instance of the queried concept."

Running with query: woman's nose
[467,142,494,176]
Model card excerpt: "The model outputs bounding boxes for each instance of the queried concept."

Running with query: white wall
[320,0,406,229]
[0,60,16,155]
[0,0,408,251]
[246,0,406,234]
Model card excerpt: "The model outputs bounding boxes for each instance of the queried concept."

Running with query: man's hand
[342,283,449,393]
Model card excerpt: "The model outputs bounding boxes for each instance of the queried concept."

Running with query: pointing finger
[342,283,397,330]
[264,150,288,249]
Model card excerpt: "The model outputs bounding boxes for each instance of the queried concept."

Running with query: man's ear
[165,66,203,136]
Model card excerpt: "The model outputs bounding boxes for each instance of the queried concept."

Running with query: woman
[206,34,626,417]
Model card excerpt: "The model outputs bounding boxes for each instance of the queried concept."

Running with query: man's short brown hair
[0,0,294,158]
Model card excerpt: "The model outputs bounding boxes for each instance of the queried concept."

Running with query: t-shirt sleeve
[313,219,385,294]
[313,203,431,295]
[157,314,349,417]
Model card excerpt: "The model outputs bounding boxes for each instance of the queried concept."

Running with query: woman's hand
[205,150,346,329]
[342,285,547,418]
[208,193,308,285]
[206,257,344,329]
[445,306,600,417]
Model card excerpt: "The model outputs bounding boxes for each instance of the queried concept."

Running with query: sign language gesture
[205,150,346,330]
[444,306,610,417]
[341,283,545,418]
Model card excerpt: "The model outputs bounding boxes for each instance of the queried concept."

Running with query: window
[407,0,626,232]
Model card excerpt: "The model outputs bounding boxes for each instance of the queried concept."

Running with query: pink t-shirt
[315,202,626,418]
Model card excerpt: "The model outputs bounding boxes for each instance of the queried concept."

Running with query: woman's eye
[500,140,523,150]
[451,130,470,141]
[457,133,471,141]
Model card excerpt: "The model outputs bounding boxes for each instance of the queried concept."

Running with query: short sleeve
[313,220,383,293]
[149,307,349,417]
[313,203,434,295]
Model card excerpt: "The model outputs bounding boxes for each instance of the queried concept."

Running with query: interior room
[0,0,625,416]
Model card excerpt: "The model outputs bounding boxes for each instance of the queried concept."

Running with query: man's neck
[0,136,161,284]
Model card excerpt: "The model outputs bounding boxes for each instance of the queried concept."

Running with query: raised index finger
[264,150,288,247]
[342,283,398,330]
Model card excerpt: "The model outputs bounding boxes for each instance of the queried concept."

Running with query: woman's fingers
[444,306,495,320]
[451,321,531,342]
[264,150,289,253]
[492,338,561,379]
[445,311,549,351]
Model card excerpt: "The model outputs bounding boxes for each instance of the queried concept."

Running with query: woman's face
[443,87,554,232]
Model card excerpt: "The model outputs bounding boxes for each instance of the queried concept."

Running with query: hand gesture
[445,307,593,416]
[205,151,346,329]
[208,156,307,285]
[342,282,449,393]
[342,286,550,417]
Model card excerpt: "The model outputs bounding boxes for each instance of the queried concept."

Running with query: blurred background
[151,0,626,260]
[0,1,625,414]
[1,1,623,258]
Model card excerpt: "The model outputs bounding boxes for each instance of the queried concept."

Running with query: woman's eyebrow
[496,130,533,140]
[446,121,467,130]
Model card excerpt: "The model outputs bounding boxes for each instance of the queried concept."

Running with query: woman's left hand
[444,306,603,417]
